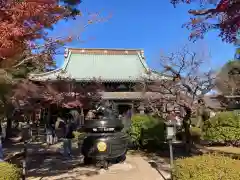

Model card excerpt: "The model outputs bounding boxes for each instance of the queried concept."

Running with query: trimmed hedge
[0,162,21,180]
[128,114,165,149]
[203,111,240,146]
[174,154,240,180]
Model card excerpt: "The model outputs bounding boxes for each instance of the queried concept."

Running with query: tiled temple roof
[29,48,166,82]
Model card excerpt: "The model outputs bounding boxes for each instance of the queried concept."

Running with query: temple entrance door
[116,103,133,131]
[117,103,132,116]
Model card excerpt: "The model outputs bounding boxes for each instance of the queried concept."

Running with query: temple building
[29,48,165,116]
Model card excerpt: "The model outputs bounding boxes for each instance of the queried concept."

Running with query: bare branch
[146,46,215,116]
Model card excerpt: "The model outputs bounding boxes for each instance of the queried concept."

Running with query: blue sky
[50,0,235,71]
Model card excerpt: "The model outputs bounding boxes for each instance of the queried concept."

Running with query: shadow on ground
[26,153,99,179]
[3,140,99,180]
[4,141,48,162]
[6,148,99,179]
[26,152,127,179]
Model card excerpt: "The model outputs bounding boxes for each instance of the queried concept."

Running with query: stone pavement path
[27,154,167,180]
[85,155,167,180]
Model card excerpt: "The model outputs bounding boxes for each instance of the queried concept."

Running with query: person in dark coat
[62,114,75,157]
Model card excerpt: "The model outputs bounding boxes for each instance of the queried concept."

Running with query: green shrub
[128,114,145,147]
[73,131,86,141]
[203,111,240,144]
[0,162,21,180]
[174,154,240,180]
[128,114,165,148]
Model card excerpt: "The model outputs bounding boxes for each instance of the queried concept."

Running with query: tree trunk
[182,107,192,154]
[6,114,12,139]
[5,105,17,139]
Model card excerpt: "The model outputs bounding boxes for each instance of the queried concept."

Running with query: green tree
[216,60,240,95]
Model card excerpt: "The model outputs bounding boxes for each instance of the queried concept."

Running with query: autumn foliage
[11,78,102,110]
[171,0,240,43]
[0,0,107,115]
[0,0,81,66]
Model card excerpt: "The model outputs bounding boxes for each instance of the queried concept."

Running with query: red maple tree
[0,0,88,68]
[0,1,107,138]
[11,78,102,111]
[171,0,240,43]
[0,0,105,109]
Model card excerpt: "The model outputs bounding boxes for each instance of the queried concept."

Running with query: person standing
[46,122,54,146]
[51,115,58,144]
[69,110,80,128]
[63,115,75,157]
